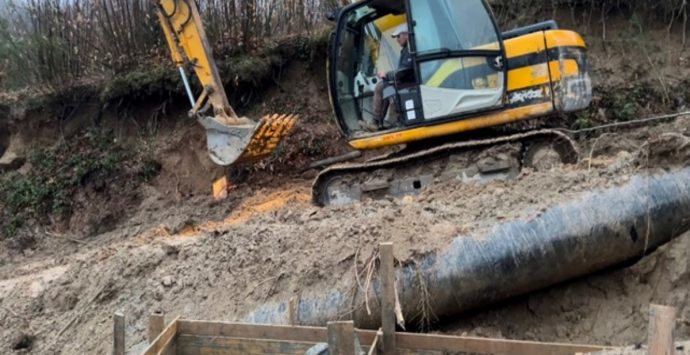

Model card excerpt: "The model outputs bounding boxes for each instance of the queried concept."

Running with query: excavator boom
[153,0,297,165]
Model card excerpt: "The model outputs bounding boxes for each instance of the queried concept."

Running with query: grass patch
[600,83,666,121]
[569,80,674,129]
[99,31,330,106]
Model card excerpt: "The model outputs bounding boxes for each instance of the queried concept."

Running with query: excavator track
[313,129,579,206]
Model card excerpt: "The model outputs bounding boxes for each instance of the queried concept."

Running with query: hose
[559,110,690,135]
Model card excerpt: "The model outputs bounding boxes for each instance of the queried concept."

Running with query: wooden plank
[175,334,440,355]
[175,320,610,354]
[173,331,604,355]
[113,312,125,355]
[394,332,612,354]
[141,316,180,355]
[177,320,330,343]
[175,335,317,355]
[148,313,165,343]
[379,242,396,355]
[155,332,176,355]
[328,321,355,355]
[367,330,381,355]
[649,304,676,355]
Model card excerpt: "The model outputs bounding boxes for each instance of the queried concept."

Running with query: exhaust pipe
[247,168,690,328]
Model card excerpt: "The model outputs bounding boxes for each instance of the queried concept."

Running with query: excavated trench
[247,168,690,329]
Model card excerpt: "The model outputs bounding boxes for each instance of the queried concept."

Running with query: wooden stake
[113,312,125,355]
[288,297,297,326]
[327,321,355,355]
[649,304,676,355]
[148,312,165,343]
[379,242,396,354]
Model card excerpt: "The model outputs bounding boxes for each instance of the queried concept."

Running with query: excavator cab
[329,0,592,151]
[331,0,505,132]
[153,0,297,166]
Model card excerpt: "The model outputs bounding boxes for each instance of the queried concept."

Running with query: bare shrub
[0,0,338,91]
[0,0,686,91]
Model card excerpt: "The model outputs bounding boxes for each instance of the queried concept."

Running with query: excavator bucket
[152,0,298,167]
[200,113,298,166]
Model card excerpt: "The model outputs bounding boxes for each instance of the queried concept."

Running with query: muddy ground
[1,115,689,354]
[2,12,690,355]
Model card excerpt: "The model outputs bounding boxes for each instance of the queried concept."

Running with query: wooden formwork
[132,317,611,355]
[111,242,679,355]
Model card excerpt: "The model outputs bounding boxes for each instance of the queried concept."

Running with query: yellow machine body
[329,0,592,152]
[350,30,588,150]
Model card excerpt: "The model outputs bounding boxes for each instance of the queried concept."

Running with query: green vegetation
[570,80,675,129]
[100,65,181,103]
[1,131,120,221]
[138,159,162,183]
[603,83,666,121]
[0,30,330,120]
[100,30,329,105]
[571,111,594,130]
[0,129,158,239]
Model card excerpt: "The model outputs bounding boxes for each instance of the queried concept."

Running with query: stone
[161,275,175,287]
[0,151,25,171]
[11,332,34,351]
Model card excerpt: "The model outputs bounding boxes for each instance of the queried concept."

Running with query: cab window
[410,0,504,120]
[410,0,500,53]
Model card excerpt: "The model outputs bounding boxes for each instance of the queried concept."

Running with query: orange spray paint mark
[212,176,236,201]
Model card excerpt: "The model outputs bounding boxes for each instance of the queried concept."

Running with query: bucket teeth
[237,113,298,163]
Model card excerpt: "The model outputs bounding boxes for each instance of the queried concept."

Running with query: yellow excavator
[153,0,591,206]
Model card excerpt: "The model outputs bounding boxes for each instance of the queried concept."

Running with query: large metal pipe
[247,168,690,328]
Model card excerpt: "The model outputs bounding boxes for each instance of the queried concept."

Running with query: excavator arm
[153,0,297,165]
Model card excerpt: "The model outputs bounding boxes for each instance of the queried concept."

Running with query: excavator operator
[367,23,413,131]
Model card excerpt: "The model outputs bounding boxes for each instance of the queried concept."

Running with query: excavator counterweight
[153,0,297,165]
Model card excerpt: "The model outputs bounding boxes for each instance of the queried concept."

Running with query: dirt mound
[238,58,350,177]
[586,116,690,157]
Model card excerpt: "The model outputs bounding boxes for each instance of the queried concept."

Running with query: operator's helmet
[392,24,409,38]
